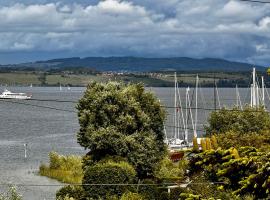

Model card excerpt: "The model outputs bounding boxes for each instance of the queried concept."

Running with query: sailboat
[250,67,265,108]
[59,83,62,91]
[166,73,199,150]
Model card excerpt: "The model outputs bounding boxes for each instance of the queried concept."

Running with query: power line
[0,182,226,187]
[0,98,269,114]
[29,98,77,103]
[0,99,76,113]
[238,0,270,3]
[165,125,205,132]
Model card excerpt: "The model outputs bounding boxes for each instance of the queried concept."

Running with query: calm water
[0,87,262,199]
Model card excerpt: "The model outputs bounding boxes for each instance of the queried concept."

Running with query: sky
[0,0,269,65]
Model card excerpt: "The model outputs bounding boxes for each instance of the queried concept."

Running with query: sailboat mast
[177,85,186,140]
[174,72,177,139]
[262,76,265,107]
[252,68,256,107]
[185,87,189,143]
[236,84,239,107]
[195,75,198,138]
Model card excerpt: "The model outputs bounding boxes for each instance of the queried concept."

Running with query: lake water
[0,86,261,199]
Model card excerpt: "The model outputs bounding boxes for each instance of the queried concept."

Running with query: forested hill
[2,57,266,72]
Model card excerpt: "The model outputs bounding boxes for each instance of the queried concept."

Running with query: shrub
[82,160,137,199]
[120,191,144,200]
[216,130,270,151]
[210,135,218,150]
[39,152,83,184]
[188,147,270,199]
[201,139,206,151]
[56,185,85,200]
[206,106,270,135]
[192,137,199,152]
[137,179,159,200]
[0,186,22,200]
[154,157,184,181]
[49,151,62,169]
[205,138,212,150]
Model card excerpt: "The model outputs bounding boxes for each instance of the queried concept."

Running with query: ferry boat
[0,89,32,99]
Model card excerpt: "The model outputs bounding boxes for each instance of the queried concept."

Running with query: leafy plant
[82,160,136,199]
[39,151,83,184]
[206,106,270,135]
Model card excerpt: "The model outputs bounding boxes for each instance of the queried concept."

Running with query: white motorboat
[0,89,32,99]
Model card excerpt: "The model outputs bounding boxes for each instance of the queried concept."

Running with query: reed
[39,152,83,184]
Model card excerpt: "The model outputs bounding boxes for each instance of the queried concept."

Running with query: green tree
[210,135,218,150]
[76,81,166,178]
[206,106,270,135]
[82,160,136,199]
[0,186,22,200]
[120,191,144,200]
[216,130,270,151]
[193,137,199,152]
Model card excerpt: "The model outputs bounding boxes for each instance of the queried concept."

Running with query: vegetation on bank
[39,81,270,200]
[0,70,267,87]
[0,186,22,200]
[39,152,83,184]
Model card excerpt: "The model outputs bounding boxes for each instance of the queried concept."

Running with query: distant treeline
[0,65,268,87]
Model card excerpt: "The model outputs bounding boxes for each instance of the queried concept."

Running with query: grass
[0,73,40,85]
[45,74,107,86]
[39,152,83,184]
[0,72,251,87]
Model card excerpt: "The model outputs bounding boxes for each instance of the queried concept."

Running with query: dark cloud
[0,0,269,65]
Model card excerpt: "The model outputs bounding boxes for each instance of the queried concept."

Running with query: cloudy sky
[0,0,269,65]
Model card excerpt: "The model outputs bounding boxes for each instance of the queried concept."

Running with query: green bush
[56,185,85,200]
[192,137,199,152]
[216,130,270,151]
[120,191,144,200]
[49,151,62,169]
[137,179,159,200]
[206,106,270,135]
[188,147,270,199]
[39,152,83,184]
[210,135,218,150]
[0,186,22,200]
[82,160,137,199]
[154,157,184,181]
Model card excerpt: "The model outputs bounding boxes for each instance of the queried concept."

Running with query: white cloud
[0,0,269,65]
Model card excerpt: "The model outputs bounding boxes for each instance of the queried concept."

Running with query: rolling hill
[1,57,266,72]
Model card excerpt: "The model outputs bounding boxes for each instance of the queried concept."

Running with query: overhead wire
[0,99,77,113]
[0,98,269,114]
[238,0,270,3]
[0,182,226,187]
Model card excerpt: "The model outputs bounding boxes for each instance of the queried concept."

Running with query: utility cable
[238,0,270,3]
[0,99,76,113]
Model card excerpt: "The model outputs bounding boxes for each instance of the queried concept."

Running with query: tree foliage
[206,106,270,135]
[0,187,22,200]
[188,147,270,199]
[154,156,185,181]
[77,81,166,178]
[56,185,85,200]
[82,160,136,199]
[216,130,270,151]
[120,191,144,200]
[39,151,83,184]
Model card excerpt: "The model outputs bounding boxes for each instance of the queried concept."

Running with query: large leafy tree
[77,81,166,178]
[206,106,270,135]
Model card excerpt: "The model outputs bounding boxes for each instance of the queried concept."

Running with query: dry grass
[39,152,83,184]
